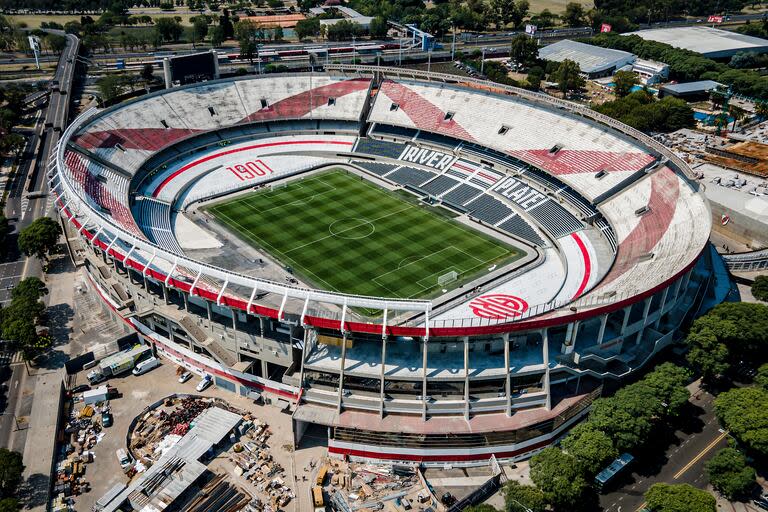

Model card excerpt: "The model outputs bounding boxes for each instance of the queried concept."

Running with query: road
[600,385,727,512]
[0,32,79,450]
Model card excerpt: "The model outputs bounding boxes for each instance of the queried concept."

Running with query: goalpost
[437,270,458,287]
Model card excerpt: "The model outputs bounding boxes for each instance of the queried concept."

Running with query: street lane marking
[673,431,727,480]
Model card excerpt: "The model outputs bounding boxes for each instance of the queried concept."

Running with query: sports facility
[52,66,719,466]
[207,170,520,299]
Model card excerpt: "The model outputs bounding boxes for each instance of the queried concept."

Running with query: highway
[0,32,79,450]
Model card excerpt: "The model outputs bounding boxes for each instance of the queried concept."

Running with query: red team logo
[469,294,529,320]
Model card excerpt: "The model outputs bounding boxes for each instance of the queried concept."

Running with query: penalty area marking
[328,218,376,240]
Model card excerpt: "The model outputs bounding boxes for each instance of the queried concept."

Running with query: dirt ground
[69,361,326,512]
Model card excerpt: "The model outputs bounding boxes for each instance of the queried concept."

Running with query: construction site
[91,394,297,512]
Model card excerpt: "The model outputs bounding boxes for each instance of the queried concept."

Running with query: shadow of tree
[18,472,49,510]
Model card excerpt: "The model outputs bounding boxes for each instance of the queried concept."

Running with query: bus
[312,486,324,508]
[316,465,328,486]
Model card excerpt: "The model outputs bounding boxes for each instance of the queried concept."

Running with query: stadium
[51,65,717,465]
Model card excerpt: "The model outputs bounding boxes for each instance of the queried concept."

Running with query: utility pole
[480,48,486,74]
[427,48,432,73]
[352,35,356,64]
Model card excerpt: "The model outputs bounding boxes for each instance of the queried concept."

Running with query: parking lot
[66,359,325,512]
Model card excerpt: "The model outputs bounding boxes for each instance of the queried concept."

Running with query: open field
[9,12,198,28]
[207,170,521,299]
[527,0,593,13]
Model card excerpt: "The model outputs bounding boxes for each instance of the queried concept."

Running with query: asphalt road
[0,32,79,450]
[600,386,727,512]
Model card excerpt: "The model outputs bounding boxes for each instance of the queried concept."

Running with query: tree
[11,277,48,305]
[295,17,321,40]
[234,20,259,63]
[155,17,184,42]
[45,33,67,54]
[209,25,225,47]
[644,483,716,512]
[563,2,585,27]
[141,63,154,82]
[369,16,388,39]
[0,449,23,499]
[752,275,768,302]
[639,362,691,418]
[17,217,61,263]
[587,394,654,452]
[509,34,538,67]
[0,498,18,512]
[755,363,768,389]
[705,447,755,500]
[0,133,25,158]
[686,302,768,382]
[613,70,639,98]
[560,423,618,476]
[552,59,584,97]
[503,481,546,512]
[192,16,208,46]
[490,0,529,27]
[464,506,499,512]
[714,386,768,457]
[529,447,588,510]
[0,15,17,52]
[97,74,129,103]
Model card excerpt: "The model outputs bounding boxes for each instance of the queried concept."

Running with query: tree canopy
[686,302,768,382]
[705,447,755,500]
[613,70,639,98]
[552,59,585,97]
[714,386,768,457]
[560,423,618,476]
[504,481,546,512]
[644,483,716,512]
[0,449,23,500]
[593,90,695,133]
[752,275,768,302]
[17,217,61,262]
[530,447,589,510]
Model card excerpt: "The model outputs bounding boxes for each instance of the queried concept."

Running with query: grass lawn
[207,170,522,300]
[9,12,197,28]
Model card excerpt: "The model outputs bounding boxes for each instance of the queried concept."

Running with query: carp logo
[469,294,529,320]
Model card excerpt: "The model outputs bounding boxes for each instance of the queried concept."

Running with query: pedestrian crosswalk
[0,350,23,366]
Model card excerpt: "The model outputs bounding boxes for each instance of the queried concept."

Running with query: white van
[132,357,160,376]
[116,448,132,471]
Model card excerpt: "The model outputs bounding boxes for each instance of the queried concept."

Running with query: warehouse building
[659,80,722,101]
[625,26,768,59]
[538,39,636,78]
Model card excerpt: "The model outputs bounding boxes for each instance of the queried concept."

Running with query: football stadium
[51,66,718,464]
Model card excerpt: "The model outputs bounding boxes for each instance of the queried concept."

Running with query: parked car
[71,384,90,394]
[116,448,132,471]
[132,357,160,376]
[102,412,113,428]
[178,371,193,383]
[196,375,212,392]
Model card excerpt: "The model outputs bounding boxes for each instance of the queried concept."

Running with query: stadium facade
[51,67,717,465]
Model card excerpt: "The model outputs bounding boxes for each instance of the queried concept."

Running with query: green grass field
[207,170,522,299]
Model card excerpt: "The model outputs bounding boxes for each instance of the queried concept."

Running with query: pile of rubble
[227,419,295,511]
[130,396,220,461]
[53,394,112,510]
[318,459,433,512]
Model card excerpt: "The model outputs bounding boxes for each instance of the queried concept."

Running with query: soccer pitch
[207,170,522,299]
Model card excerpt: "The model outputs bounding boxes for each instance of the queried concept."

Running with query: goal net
[437,270,458,287]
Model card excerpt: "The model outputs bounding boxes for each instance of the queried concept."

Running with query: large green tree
[644,483,716,512]
[755,363,768,389]
[508,34,539,67]
[714,386,768,457]
[0,449,23,499]
[705,447,755,500]
[560,423,618,477]
[613,70,639,98]
[0,498,18,512]
[155,17,184,42]
[686,302,768,382]
[504,480,546,512]
[552,59,585,97]
[640,362,691,418]
[529,447,588,510]
[563,2,586,27]
[17,217,61,262]
[587,394,654,452]
[752,275,768,302]
[295,18,321,40]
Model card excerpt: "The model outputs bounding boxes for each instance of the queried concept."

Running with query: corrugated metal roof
[538,39,636,74]
[661,80,721,94]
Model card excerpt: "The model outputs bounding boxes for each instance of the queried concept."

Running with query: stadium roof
[624,26,768,58]
[538,39,636,75]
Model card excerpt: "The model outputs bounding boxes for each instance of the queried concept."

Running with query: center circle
[329,218,375,240]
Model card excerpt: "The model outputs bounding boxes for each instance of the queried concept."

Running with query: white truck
[87,345,152,384]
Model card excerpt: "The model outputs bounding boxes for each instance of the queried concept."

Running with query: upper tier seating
[71,76,371,175]
[370,80,656,202]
